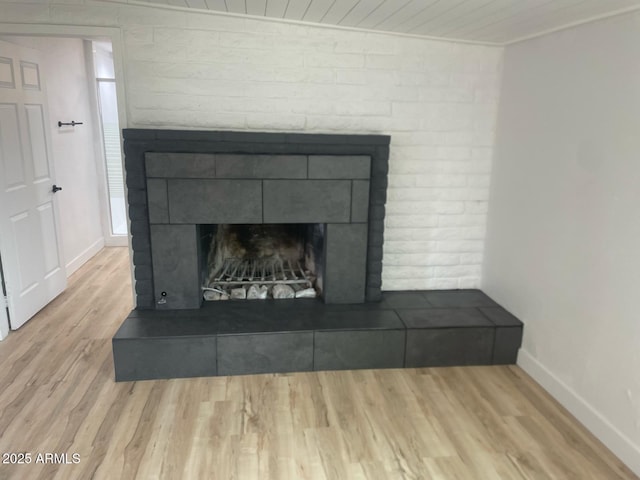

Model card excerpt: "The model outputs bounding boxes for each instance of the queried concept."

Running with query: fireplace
[113,129,523,382]
[125,130,389,309]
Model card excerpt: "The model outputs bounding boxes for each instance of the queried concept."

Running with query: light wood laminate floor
[0,247,636,480]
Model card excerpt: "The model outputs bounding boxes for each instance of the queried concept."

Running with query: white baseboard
[104,235,128,247]
[65,238,105,277]
[518,349,640,476]
[0,303,8,341]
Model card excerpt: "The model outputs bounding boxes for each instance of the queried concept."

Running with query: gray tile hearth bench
[113,290,523,381]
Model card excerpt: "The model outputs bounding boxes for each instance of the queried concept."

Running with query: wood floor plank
[0,247,636,480]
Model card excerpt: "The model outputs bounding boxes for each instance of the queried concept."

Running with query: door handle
[52,184,62,193]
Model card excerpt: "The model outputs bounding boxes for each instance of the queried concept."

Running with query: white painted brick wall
[1,2,503,290]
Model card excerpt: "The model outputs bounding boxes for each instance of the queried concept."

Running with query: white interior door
[0,39,66,334]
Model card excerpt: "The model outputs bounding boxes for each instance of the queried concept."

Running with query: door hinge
[1,295,7,310]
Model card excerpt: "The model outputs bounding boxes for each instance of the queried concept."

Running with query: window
[93,42,126,236]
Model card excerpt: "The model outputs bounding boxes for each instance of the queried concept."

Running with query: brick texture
[3,1,503,290]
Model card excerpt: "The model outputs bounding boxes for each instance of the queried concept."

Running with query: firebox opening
[200,223,324,301]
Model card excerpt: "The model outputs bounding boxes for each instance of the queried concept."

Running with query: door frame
[0,24,135,315]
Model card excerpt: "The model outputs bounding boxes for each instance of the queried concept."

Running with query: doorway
[0,25,130,338]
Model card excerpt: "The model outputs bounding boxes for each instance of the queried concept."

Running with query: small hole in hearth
[200,223,324,301]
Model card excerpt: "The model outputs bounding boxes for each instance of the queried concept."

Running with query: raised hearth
[113,290,523,381]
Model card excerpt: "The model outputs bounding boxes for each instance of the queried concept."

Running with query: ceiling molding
[504,4,640,45]
[98,0,640,47]
[96,0,501,46]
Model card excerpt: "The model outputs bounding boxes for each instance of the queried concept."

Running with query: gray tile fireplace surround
[114,129,524,382]
[123,129,390,309]
[113,290,523,381]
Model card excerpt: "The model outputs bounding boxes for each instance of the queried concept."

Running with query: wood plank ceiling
[114,0,640,44]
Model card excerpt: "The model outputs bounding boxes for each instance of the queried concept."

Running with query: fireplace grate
[207,257,313,288]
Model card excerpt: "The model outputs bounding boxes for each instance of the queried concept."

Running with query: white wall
[2,36,105,276]
[0,2,503,291]
[483,12,640,474]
